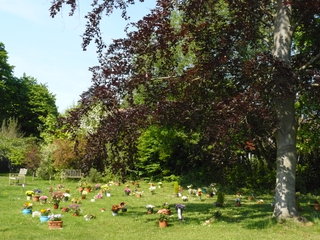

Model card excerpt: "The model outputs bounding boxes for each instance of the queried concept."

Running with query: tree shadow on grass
[166,202,277,229]
[116,199,279,229]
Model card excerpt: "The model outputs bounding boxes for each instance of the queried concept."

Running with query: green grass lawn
[1,175,320,240]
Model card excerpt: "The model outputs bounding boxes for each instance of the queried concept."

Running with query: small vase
[40,216,49,223]
[48,220,63,229]
[22,209,32,215]
[159,220,168,228]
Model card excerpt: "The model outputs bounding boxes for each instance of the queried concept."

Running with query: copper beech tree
[50,0,320,220]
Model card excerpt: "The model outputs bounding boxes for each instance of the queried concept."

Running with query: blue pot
[40,216,49,223]
[22,209,32,215]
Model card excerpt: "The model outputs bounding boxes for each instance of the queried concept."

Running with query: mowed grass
[1,175,320,240]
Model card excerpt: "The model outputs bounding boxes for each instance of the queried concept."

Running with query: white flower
[146,204,155,209]
[182,196,188,201]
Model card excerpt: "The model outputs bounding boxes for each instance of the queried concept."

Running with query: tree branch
[299,52,320,70]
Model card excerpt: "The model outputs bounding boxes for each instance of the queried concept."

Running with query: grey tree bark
[272,0,298,219]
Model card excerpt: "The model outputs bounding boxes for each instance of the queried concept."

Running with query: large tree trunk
[272,0,298,219]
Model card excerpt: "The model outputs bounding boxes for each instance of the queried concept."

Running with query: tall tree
[0,43,58,137]
[50,0,320,220]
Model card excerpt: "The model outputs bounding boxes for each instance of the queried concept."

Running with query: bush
[215,192,225,207]
[86,168,102,183]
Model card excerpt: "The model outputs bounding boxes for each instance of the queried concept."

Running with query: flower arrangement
[101,184,110,192]
[94,184,101,190]
[124,186,131,196]
[61,207,70,212]
[81,190,88,199]
[146,204,155,214]
[111,202,126,215]
[157,208,171,215]
[69,204,81,216]
[23,202,33,209]
[40,208,51,216]
[94,193,103,199]
[25,190,34,197]
[149,185,156,194]
[34,189,42,195]
[182,196,188,202]
[39,195,48,203]
[111,204,122,215]
[158,213,169,222]
[135,190,143,198]
[235,192,241,206]
[84,214,96,221]
[71,197,81,204]
[63,193,71,201]
[48,214,62,221]
[52,191,64,204]
[197,188,202,199]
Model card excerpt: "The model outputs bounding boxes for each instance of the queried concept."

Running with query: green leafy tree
[50,0,320,220]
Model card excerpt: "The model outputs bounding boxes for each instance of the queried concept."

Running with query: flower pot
[40,216,49,223]
[159,220,168,228]
[53,203,59,209]
[48,220,63,229]
[33,196,40,202]
[22,209,32,215]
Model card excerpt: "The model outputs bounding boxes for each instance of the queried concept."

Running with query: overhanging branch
[299,52,320,70]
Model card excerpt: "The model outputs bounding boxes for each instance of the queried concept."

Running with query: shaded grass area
[0,175,320,240]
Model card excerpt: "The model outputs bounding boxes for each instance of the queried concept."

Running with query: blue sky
[0,0,156,113]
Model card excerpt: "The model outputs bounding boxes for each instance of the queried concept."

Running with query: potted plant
[63,193,71,202]
[158,214,169,228]
[51,191,64,209]
[111,204,121,216]
[182,196,188,202]
[149,184,156,195]
[48,214,63,229]
[235,192,242,207]
[69,204,81,216]
[39,195,48,204]
[71,197,81,204]
[25,190,34,200]
[61,207,70,212]
[33,189,42,201]
[39,208,51,222]
[135,191,143,198]
[146,204,155,214]
[84,214,96,221]
[81,190,88,199]
[120,202,127,212]
[22,202,33,215]
[124,186,131,196]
